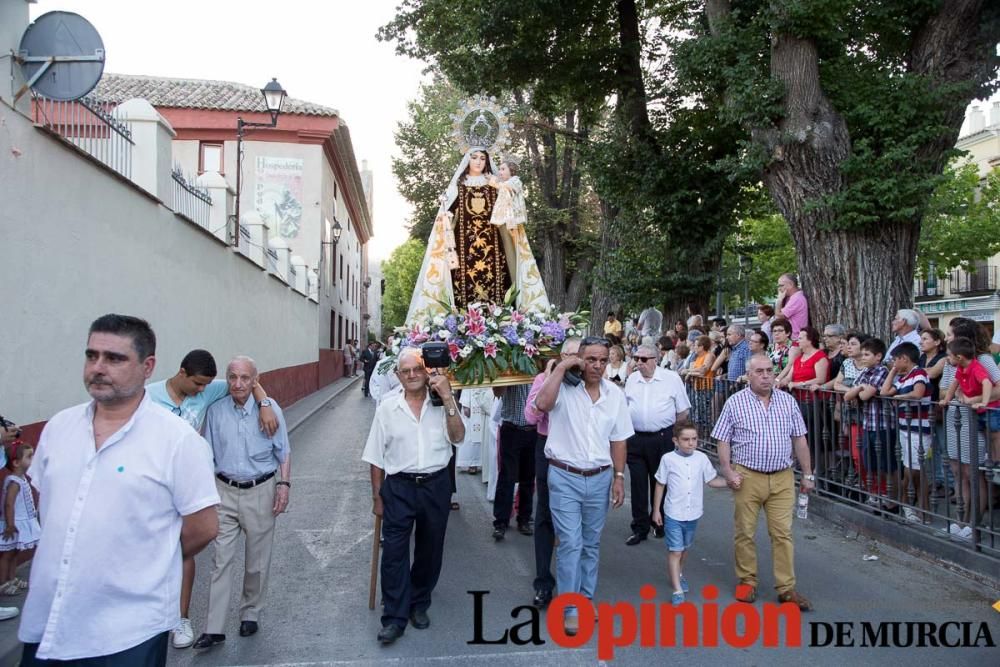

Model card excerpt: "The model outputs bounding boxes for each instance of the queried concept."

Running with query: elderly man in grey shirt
[193,356,291,650]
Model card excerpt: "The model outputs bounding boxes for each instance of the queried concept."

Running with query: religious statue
[406,96,550,324]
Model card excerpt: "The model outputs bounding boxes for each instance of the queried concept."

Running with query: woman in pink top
[776,273,808,337]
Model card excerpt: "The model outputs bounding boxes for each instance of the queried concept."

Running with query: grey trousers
[205,476,277,634]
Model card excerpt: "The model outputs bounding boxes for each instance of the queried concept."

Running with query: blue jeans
[548,465,612,614]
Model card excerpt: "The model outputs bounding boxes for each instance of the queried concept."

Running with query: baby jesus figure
[489,160,527,231]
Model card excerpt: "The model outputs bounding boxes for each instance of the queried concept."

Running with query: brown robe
[450,180,511,308]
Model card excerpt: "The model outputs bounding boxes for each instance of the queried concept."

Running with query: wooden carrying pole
[368,514,382,610]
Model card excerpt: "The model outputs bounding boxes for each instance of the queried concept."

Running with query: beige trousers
[732,464,796,594]
[205,476,277,634]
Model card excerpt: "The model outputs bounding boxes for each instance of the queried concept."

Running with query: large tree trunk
[590,200,620,334]
[708,0,995,338]
[761,33,918,337]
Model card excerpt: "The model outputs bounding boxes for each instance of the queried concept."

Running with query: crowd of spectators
[612,273,1000,546]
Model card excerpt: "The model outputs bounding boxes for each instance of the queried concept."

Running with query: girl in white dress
[0,442,41,594]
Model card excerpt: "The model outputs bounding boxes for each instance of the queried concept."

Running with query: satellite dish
[16,11,105,102]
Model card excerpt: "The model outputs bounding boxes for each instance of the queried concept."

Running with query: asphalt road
[168,388,1000,667]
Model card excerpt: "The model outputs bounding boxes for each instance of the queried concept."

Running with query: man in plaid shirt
[844,338,898,507]
[712,354,814,611]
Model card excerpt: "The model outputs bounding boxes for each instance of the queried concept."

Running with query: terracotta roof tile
[95,73,338,117]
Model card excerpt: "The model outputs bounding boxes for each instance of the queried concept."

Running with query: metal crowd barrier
[682,375,999,562]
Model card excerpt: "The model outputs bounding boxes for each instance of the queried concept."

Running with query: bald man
[193,357,291,650]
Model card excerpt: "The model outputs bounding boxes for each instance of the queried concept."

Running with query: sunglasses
[581,336,611,347]
[634,356,654,363]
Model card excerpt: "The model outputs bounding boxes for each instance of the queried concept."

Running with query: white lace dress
[0,475,41,551]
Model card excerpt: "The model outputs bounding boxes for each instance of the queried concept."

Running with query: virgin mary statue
[406,97,550,324]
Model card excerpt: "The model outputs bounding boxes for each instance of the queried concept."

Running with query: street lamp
[232,78,288,245]
[321,217,344,287]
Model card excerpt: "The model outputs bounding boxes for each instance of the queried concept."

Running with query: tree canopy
[918,163,1000,278]
[381,0,1000,335]
[380,238,426,334]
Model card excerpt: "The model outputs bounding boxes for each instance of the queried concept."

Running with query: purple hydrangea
[540,321,565,343]
[501,326,520,345]
[444,315,458,333]
[522,329,535,343]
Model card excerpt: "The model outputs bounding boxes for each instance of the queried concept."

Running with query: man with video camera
[362,344,465,646]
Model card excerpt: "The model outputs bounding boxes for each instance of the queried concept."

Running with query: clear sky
[30,0,428,261]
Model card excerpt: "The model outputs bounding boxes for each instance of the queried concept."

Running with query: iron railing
[31,93,133,179]
[682,375,999,564]
[950,266,998,294]
[170,167,212,227]
[912,277,941,298]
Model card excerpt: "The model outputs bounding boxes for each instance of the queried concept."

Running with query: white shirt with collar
[624,367,691,433]
[20,393,220,660]
[542,378,635,469]
[886,329,921,361]
[654,449,718,521]
[362,391,461,475]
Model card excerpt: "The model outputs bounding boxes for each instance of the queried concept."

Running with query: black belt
[547,459,611,477]
[216,470,275,489]
[389,467,448,484]
[634,428,672,436]
[502,421,536,432]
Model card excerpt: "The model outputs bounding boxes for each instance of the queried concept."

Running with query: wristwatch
[614,471,625,479]
[447,405,458,417]
[804,474,816,482]
[259,398,273,407]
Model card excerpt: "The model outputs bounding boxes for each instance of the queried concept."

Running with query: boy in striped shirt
[881,342,932,523]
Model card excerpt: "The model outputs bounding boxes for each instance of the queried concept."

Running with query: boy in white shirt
[651,421,728,604]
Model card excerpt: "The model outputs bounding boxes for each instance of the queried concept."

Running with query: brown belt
[547,459,611,477]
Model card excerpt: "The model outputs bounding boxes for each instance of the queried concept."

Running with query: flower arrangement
[379,291,589,386]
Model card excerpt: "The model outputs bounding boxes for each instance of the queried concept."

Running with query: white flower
[493,307,503,317]
[528,324,541,332]
[438,330,450,340]
[433,314,446,327]
[518,338,527,346]
[460,345,473,358]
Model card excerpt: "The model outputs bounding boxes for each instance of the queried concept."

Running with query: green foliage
[378,0,618,116]
[381,238,426,333]
[688,0,999,231]
[918,164,1000,278]
[392,75,467,240]
[722,212,797,306]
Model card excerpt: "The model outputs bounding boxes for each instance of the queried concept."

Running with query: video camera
[421,342,451,406]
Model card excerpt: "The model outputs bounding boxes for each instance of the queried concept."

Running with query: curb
[287,376,361,434]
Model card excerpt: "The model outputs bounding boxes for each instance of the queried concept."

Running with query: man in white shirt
[533,336,634,637]
[885,308,922,361]
[622,345,691,545]
[362,347,465,646]
[20,314,219,666]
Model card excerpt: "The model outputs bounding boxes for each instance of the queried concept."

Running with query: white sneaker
[0,606,18,621]
[948,522,961,535]
[902,508,920,523]
[957,526,973,541]
[172,617,195,648]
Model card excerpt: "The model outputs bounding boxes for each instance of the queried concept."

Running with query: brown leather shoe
[734,583,757,603]
[778,590,813,611]
[564,615,579,636]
